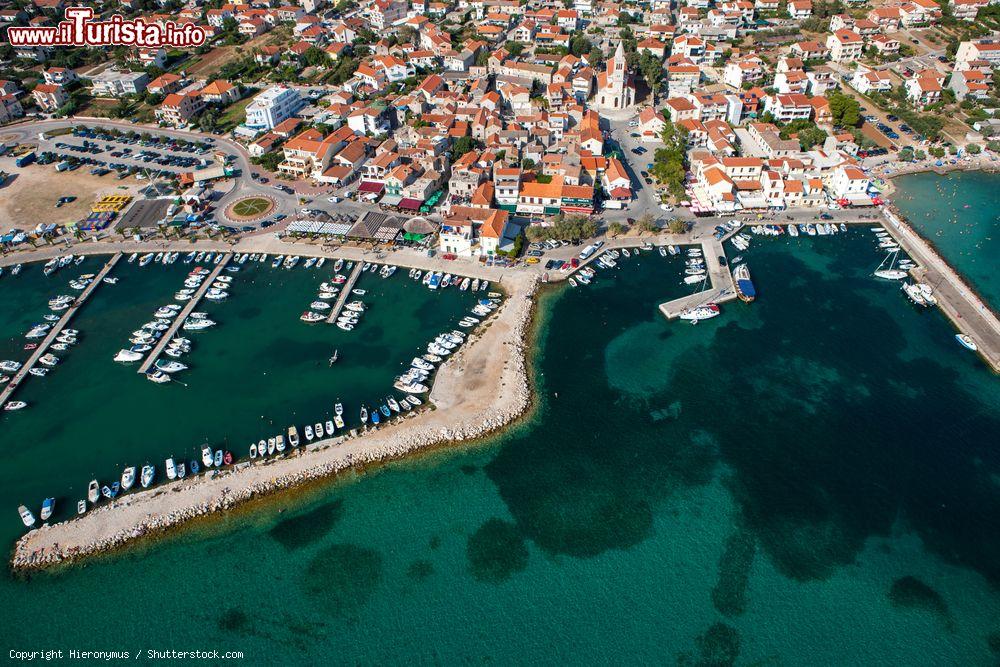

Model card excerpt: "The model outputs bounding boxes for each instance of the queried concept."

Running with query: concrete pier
[137,253,232,375]
[658,239,738,319]
[0,253,121,406]
[881,209,1000,372]
[326,261,365,324]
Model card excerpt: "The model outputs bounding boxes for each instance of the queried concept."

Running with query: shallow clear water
[892,171,1000,310]
[1,234,998,665]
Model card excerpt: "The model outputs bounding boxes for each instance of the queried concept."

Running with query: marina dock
[0,253,121,406]
[137,253,232,375]
[326,261,365,324]
[658,239,738,319]
[882,209,1000,372]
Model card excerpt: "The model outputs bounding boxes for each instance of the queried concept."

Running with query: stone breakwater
[11,276,539,572]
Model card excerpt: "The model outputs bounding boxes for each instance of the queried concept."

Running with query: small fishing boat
[121,466,136,491]
[177,462,186,479]
[214,450,223,467]
[202,445,214,468]
[18,505,35,528]
[88,480,100,503]
[166,457,177,480]
[40,497,55,521]
[304,424,314,441]
[267,438,276,456]
[250,442,258,459]
[141,465,155,488]
[190,460,199,475]
[360,405,368,423]
[275,435,285,453]
[325,420,335,436]
[288,426,299,447]
[77,500,87,515]
[223,451,232,465]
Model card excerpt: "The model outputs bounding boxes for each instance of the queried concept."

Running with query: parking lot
[37,126,226,180]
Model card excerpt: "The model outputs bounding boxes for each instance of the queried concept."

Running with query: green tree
[828,91,861,127]
[451,135,478,159]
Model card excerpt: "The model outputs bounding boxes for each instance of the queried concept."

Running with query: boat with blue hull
[734,264,756,303]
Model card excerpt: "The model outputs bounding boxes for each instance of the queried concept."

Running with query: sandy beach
[10,265,540,571]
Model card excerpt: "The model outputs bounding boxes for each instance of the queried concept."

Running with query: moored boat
[733,264,756,303]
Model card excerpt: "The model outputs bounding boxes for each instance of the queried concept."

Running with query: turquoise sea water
[1,231,999,664]
[892,171,1000,310]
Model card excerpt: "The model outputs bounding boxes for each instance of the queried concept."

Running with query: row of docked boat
[41,254,82,277]
[128,251,182,267]
[18,442,243,527]
[299,261,355,323]
[418,269,490,292]
[335,300,366,331]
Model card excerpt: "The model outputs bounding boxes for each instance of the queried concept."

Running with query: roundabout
[225,195,276,222]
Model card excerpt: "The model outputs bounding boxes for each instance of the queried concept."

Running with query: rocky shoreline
[11,275,540,573]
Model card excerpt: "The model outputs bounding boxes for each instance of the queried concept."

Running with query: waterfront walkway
[882,209,1000,372]
[0,253,121,406]
[326,261,365,324]
[137,254,232,375]
[659,238,738,319]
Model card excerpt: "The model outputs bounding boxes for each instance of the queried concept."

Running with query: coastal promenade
[0,253,120,406]
[136,253,232,375]
[658,238,737,319]
[882,208,1000,372]
[11,271,540,571]
[325,261,365,324]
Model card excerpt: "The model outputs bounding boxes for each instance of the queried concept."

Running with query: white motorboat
[393,380,429,393]
[18,505,35,528]
[267,438,276,456]
[4,401,28,411]
[202,446,214,467]
[300,311,325,323]
[679,303,721,322]
[325,420,335,436]
[146,370,171,384]
[310,301,331,310]
[121,466,136,491]
[114,348,144,363]
[155,359,187,373]
[141,465,155,488]
[183,318,216,331]
[88,480,100,503]
[165,457,177,480]
[304,424,314,441]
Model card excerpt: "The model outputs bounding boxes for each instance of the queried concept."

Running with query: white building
[89,70,149,97]
[244,86,305,132]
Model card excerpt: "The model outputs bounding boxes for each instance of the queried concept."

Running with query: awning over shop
[381,194,403,207]
[358,181,384,194]
[399,198,423,211]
